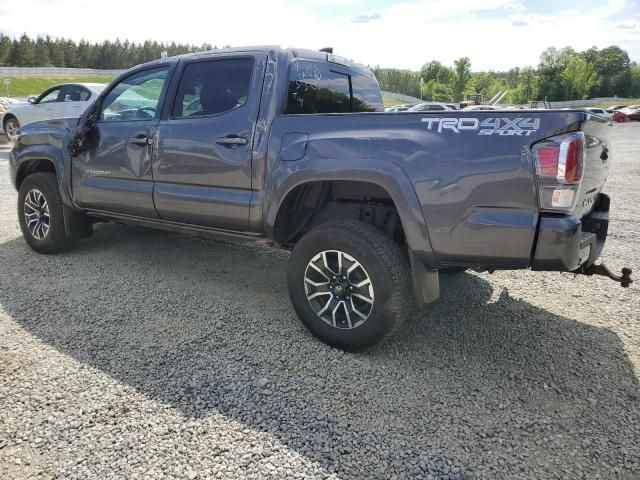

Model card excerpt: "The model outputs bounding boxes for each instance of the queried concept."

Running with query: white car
[1,83,106,142]
[462,105,500,111]
[407,102,456,112]
[584,107,612,119]
[0,97,23,109]
[384,104,414,112]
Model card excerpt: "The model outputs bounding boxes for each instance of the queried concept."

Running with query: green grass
[383,96,405,107]
[1,76,116,98]
[6,79,404,105]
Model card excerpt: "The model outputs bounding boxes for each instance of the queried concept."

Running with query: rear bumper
[531,193,609,272]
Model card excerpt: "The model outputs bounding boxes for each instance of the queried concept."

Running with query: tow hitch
[579,263,633,288]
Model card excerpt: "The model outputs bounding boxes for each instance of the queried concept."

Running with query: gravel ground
[0,125,639,480]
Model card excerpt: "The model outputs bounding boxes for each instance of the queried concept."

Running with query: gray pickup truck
[8,46,631,351]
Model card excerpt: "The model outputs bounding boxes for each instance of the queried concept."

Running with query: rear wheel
[287,221,411,351]
[4,117,20,144]
[18,173,71,254]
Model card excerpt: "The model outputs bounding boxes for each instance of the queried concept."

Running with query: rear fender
[264,157,439,302]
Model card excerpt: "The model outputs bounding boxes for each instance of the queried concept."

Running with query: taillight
[532,132,585,212]
[537,147,560,177]
[562,136,583,182]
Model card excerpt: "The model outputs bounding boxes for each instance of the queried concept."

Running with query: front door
[23,86,61,125]
[71,66,170,217]
[153,55,264,231]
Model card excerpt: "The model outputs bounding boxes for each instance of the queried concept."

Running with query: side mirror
[28,96,37,104]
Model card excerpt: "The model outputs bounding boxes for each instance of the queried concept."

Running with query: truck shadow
[1,223,638,477]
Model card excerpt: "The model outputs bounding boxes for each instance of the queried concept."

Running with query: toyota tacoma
[8,46,632,351]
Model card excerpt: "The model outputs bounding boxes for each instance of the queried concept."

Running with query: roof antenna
[319,47,333,54]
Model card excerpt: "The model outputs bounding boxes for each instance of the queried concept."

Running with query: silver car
[1,83,106,142]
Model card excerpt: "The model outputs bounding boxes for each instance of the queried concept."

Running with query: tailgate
[575,116,611,217]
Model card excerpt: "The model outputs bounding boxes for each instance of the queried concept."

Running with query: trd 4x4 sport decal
[422,117,540,136]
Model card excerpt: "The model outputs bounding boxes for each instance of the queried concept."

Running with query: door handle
[129,135,152,146]
[216,136,247,147]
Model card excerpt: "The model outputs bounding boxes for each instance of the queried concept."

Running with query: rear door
[71,66,171,217]
[153,54,265,231]
[59,84,92,118]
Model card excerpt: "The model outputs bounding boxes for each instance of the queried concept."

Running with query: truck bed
[268,110,611,269]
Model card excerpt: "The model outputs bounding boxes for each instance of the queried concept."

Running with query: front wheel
[287,221,411,351]
[4,117,20,144]
[18,172,71,254]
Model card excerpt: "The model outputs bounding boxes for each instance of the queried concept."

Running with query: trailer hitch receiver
[581,263,633,288]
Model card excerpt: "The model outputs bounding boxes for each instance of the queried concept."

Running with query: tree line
[1,34,639,102]
[0,33,216,70]
[373,45,640,103]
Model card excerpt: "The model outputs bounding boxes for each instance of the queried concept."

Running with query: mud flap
[410,252,440,307]
[63,204,94,240]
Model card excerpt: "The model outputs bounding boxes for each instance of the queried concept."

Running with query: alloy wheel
[5,119,19,141]
[23,189,50,240]
[304,250,374,329]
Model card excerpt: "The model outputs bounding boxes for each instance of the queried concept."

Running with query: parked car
[584,107,612,119]
[608,105,628,111]
[612,110,630,122]
[9,46,628,351]
[407,102,455,112]
[384,104,414,112]
[0,97,23,110]
[0,97,25,133]
[622,107,640,121]
[462,105,500,111]
[2,83,106,143]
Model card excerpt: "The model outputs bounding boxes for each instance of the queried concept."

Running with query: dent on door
[72,123,158,217]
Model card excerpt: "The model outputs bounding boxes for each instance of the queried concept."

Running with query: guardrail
[381,92,638,109]
[545,97,637,108]
[0,67,125,77]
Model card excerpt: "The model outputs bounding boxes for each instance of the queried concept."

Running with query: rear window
[351,72,383,112]
[287,60,382,114]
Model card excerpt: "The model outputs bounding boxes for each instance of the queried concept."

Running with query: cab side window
[286,61,383,114]
[172,58,254,119]
[62,86,90,102]
[38,88,62,104]
[100,67,169,122]
[287,61,351,114]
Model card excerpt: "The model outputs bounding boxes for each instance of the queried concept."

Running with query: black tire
[4,116,20,144]
[18,172,71,254]
[287,221,411,351]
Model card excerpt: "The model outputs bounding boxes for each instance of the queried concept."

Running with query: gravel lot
[0,125,639,480]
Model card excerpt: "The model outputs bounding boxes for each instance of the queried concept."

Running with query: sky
[0,0,639,71]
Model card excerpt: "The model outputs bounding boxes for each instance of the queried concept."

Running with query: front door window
[100,67,169,122]
[38,88,62,104]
